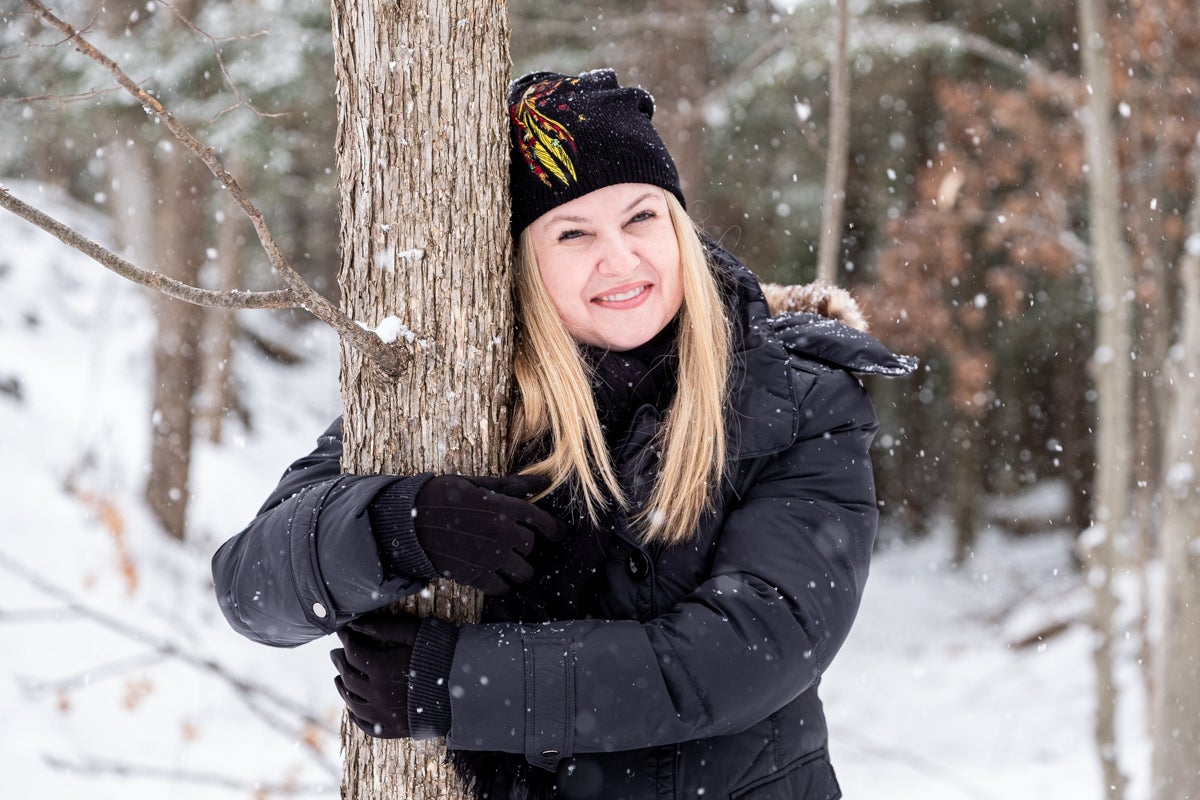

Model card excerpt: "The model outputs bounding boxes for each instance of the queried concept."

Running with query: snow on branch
[10,0,411,377]
[700,18,1067,130]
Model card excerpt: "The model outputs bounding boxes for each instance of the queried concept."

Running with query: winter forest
[1,0,1198,797]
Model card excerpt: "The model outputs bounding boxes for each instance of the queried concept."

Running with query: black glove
[331,612,457,739]
[412,474,562,595]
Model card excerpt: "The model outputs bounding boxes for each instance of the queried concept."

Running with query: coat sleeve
[211,418,434,647]
[443,366,878,768]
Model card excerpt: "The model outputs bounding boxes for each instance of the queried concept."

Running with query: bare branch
[18,651,168,696]
[0,85,124,107]
[16,0,410,376]
[0,549,339,773]
[44,756,332,795]
[154,0,287,124]
[0,185,296,310]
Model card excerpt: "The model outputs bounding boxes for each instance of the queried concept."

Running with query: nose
[596,233,639,277]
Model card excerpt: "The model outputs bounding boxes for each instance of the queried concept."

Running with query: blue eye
[558,229,585,242]
[629,210,656,224]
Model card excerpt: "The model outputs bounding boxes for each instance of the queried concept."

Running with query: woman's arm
[440,366,878,768]
[211,419,434,647]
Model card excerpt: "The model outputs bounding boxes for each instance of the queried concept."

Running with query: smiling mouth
[596,285,648,303]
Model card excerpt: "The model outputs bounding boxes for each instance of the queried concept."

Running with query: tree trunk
[815,0,850,284]
[637,0,709,203]
[1077,0,1133,797]
[1151,145,1200,800]
[97,0,209,541]
[198,189,245,444]
[1125,0,1182,737]
[331,1,513,797]
[144,144,209,541]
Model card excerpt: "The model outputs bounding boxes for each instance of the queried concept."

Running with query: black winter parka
[212,246,915,800]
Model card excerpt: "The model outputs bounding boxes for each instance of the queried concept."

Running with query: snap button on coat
[625,551,649,581]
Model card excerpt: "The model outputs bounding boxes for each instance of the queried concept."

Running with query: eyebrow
[543,191,660,227]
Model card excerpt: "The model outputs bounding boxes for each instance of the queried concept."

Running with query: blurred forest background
[3,0,1200,797]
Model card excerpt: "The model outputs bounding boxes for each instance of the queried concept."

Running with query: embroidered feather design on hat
[511,78,579,187]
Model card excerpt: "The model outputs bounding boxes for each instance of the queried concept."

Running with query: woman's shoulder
[702,235,915,379]
[767,311,918,378]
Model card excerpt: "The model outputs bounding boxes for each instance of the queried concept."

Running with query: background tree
[1152,143,1200,800]
[1077,0,1134,795]
[815,0,850,284]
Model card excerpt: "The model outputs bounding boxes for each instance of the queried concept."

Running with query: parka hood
[704,237,917,458]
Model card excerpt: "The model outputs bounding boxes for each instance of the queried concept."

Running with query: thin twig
[43,755,333,795]
[0,85,124,107]
[0,549,339,779]
[0,184,296,310]
[154,0,286,124]
[18,651,169,696]
[16,0,409,376]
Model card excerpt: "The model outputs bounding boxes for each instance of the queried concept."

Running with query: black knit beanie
[507,68,684,237]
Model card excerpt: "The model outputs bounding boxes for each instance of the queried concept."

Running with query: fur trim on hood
[760,280,869,332]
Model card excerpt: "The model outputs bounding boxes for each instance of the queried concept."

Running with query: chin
[601,333,653,351]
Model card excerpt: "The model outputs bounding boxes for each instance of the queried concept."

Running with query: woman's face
[527,183,684,351]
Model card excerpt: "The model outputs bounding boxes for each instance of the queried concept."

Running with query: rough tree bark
[331,1,513,798]
[1077,0,1133,797]
[1151,143,1200,800]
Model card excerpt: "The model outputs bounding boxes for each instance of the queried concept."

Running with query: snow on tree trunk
[1151,144,1200,800]
[1077,0,1133,797]
[331,1,512,797]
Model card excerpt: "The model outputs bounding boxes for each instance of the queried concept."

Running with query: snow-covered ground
[0,182,1142,798]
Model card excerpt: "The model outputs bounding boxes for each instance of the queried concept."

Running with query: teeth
[598,286,646,303]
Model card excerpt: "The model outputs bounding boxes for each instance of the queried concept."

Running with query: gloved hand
[412,474,562,595]
[332,612,445,739]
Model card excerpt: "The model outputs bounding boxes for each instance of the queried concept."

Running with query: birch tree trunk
[1077,1,1133,797]
[331,1,513,797]
[1151,144,1200,800]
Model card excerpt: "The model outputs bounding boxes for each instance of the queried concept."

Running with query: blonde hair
[510,192,731,546]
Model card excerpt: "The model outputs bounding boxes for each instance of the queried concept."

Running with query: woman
[213,69,915,799]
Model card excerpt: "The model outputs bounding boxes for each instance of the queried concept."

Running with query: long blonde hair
[510,192,731,546]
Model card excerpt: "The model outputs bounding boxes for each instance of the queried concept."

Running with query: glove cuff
[408,618,458,739]
[368,475,440,581]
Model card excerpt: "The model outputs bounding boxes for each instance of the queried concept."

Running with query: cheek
[537,260,583,315]
[663,261,684,312]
